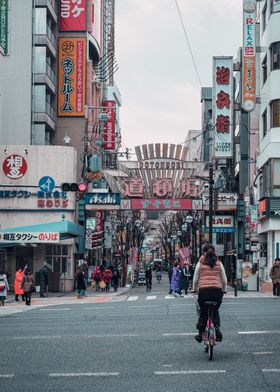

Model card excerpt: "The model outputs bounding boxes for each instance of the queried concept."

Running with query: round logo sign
[2,155,27,179]
[38,176,55,193]
[243,1,256,13]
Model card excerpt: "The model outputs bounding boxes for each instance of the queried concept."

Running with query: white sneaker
[174,293,179,297]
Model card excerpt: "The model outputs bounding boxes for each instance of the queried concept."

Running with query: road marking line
[155,370,226,375]
[39,308,71,311]
[262,369,280,373]
[146,296,157,300]
[162,333,196,336]
[165,295,175,299]
[253,352,273,355]
[127,305,159,308]
[0,374,15,378]
[49,372,119,377]
[12,334,137,340]
[127,296,138,301]
[238,330,280,335]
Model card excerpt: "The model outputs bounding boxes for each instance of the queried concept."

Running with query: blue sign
[204,227,236,233]
[38,176,55,193]
[85,193,121,205]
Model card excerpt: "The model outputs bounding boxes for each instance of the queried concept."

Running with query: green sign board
[0,0,8,55]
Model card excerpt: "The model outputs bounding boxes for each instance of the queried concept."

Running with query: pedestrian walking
[269,258,280,297]
[81,260,89,289]
[170,263,180,296]
[38,262,49,297]
[112,267,120,292]
[93,266,103,292]
[20,268,35,306]
[0,271,9,307]
[103,268,113,292]
[156,265,162,284]
[168,263,173,294]
[14,267,25,301]
[179,262,191,297]
[145,266,152,291]
[76,267,86,299]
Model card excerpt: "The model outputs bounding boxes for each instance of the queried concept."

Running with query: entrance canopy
[0,220,84,247]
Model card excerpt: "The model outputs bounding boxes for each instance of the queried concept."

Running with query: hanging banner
[0,0,8,54]
[103,100,116,150]
[104,221,112,249]
[59,0,87,31]
[242,0,256,112]
[212,56,233,158]
[85,218,96,250]
[58,38,86,117]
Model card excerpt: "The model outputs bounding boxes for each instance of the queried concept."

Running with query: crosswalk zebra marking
[146,296,157,300]
[127,296,138,301]
[165,295,175,299]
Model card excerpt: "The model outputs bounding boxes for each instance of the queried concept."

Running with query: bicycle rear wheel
[208,344,213,360]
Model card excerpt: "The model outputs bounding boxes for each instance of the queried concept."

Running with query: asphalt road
[1,277,280,392]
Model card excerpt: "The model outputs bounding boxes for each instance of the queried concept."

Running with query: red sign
[59,0,87,31]
[2,155,27,179]
[95,210,103,233]
[131,199,192,210]
[104,100,115,150]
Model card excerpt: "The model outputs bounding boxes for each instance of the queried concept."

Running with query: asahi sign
[85,193,120,210]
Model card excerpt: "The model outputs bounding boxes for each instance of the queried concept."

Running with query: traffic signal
[61,183,87,192]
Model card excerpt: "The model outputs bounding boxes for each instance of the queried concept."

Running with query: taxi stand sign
[0,232,60,243]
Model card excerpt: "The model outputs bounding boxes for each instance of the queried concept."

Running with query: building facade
[257,0,280,289]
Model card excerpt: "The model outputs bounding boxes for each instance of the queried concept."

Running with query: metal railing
[46,62,56,84]
[46,26,56,49]
[45,101,56,121]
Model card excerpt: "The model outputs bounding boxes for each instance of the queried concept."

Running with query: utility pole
[208,162,214,244]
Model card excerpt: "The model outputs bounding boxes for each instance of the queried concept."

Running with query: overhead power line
[174,0,202,87]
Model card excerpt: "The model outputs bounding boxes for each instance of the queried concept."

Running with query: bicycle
[202,301,217,361]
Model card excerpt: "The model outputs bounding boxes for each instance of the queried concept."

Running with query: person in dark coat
[76,267,86,299]
[21,268,35,306]
[179,262,191,296]
[145,266,152,290]
[112,267,120,292]
[38,263,49,298]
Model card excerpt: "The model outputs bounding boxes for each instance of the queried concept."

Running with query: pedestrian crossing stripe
[146,296,156,300]
[127,296,138,301]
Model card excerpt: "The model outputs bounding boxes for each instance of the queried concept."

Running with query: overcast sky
[114,0,243,152]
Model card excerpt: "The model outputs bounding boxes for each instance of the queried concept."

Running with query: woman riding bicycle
[192,244,227,343]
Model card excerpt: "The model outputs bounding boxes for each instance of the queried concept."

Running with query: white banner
[0,232,59,243]
[212,57,233,158]
[104,221,112,249]
[85,218,96,250]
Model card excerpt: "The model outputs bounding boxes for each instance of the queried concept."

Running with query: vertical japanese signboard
[242,0,256,112]
[0,0,8,55]
[58,38,86,117]
[59,0,87,31]
[85,218,96,250]
[103,100,115,150]
[212,57,233,159]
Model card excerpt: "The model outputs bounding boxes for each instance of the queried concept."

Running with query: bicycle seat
[204,301,218,307]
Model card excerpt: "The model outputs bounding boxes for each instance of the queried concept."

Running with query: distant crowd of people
[75,261,122,299]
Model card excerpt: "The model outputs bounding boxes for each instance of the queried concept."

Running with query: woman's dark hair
[24,268,30,275]
[203,244,217,269]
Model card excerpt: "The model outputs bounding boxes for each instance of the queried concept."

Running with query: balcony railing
[46,62,56,84]
[46,26,56,49]
[45,101,56,121]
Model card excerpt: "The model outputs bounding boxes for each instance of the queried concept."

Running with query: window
[271,0,280,13]
[45,245,69,274]
[271,42,280,70]
[271,99,280,127]
[262,56,267,84]
[262,109,268,137]
[272,159,280,196]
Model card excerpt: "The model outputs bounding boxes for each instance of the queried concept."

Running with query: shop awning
[0,220,84,246]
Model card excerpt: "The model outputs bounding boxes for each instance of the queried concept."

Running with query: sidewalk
[4,284,132,307]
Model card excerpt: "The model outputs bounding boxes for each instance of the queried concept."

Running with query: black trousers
[273,282,280,296]
[197,288,223,333]
[24,291,32,305]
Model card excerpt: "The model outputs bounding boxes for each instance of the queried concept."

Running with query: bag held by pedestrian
[99,280,106,289]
